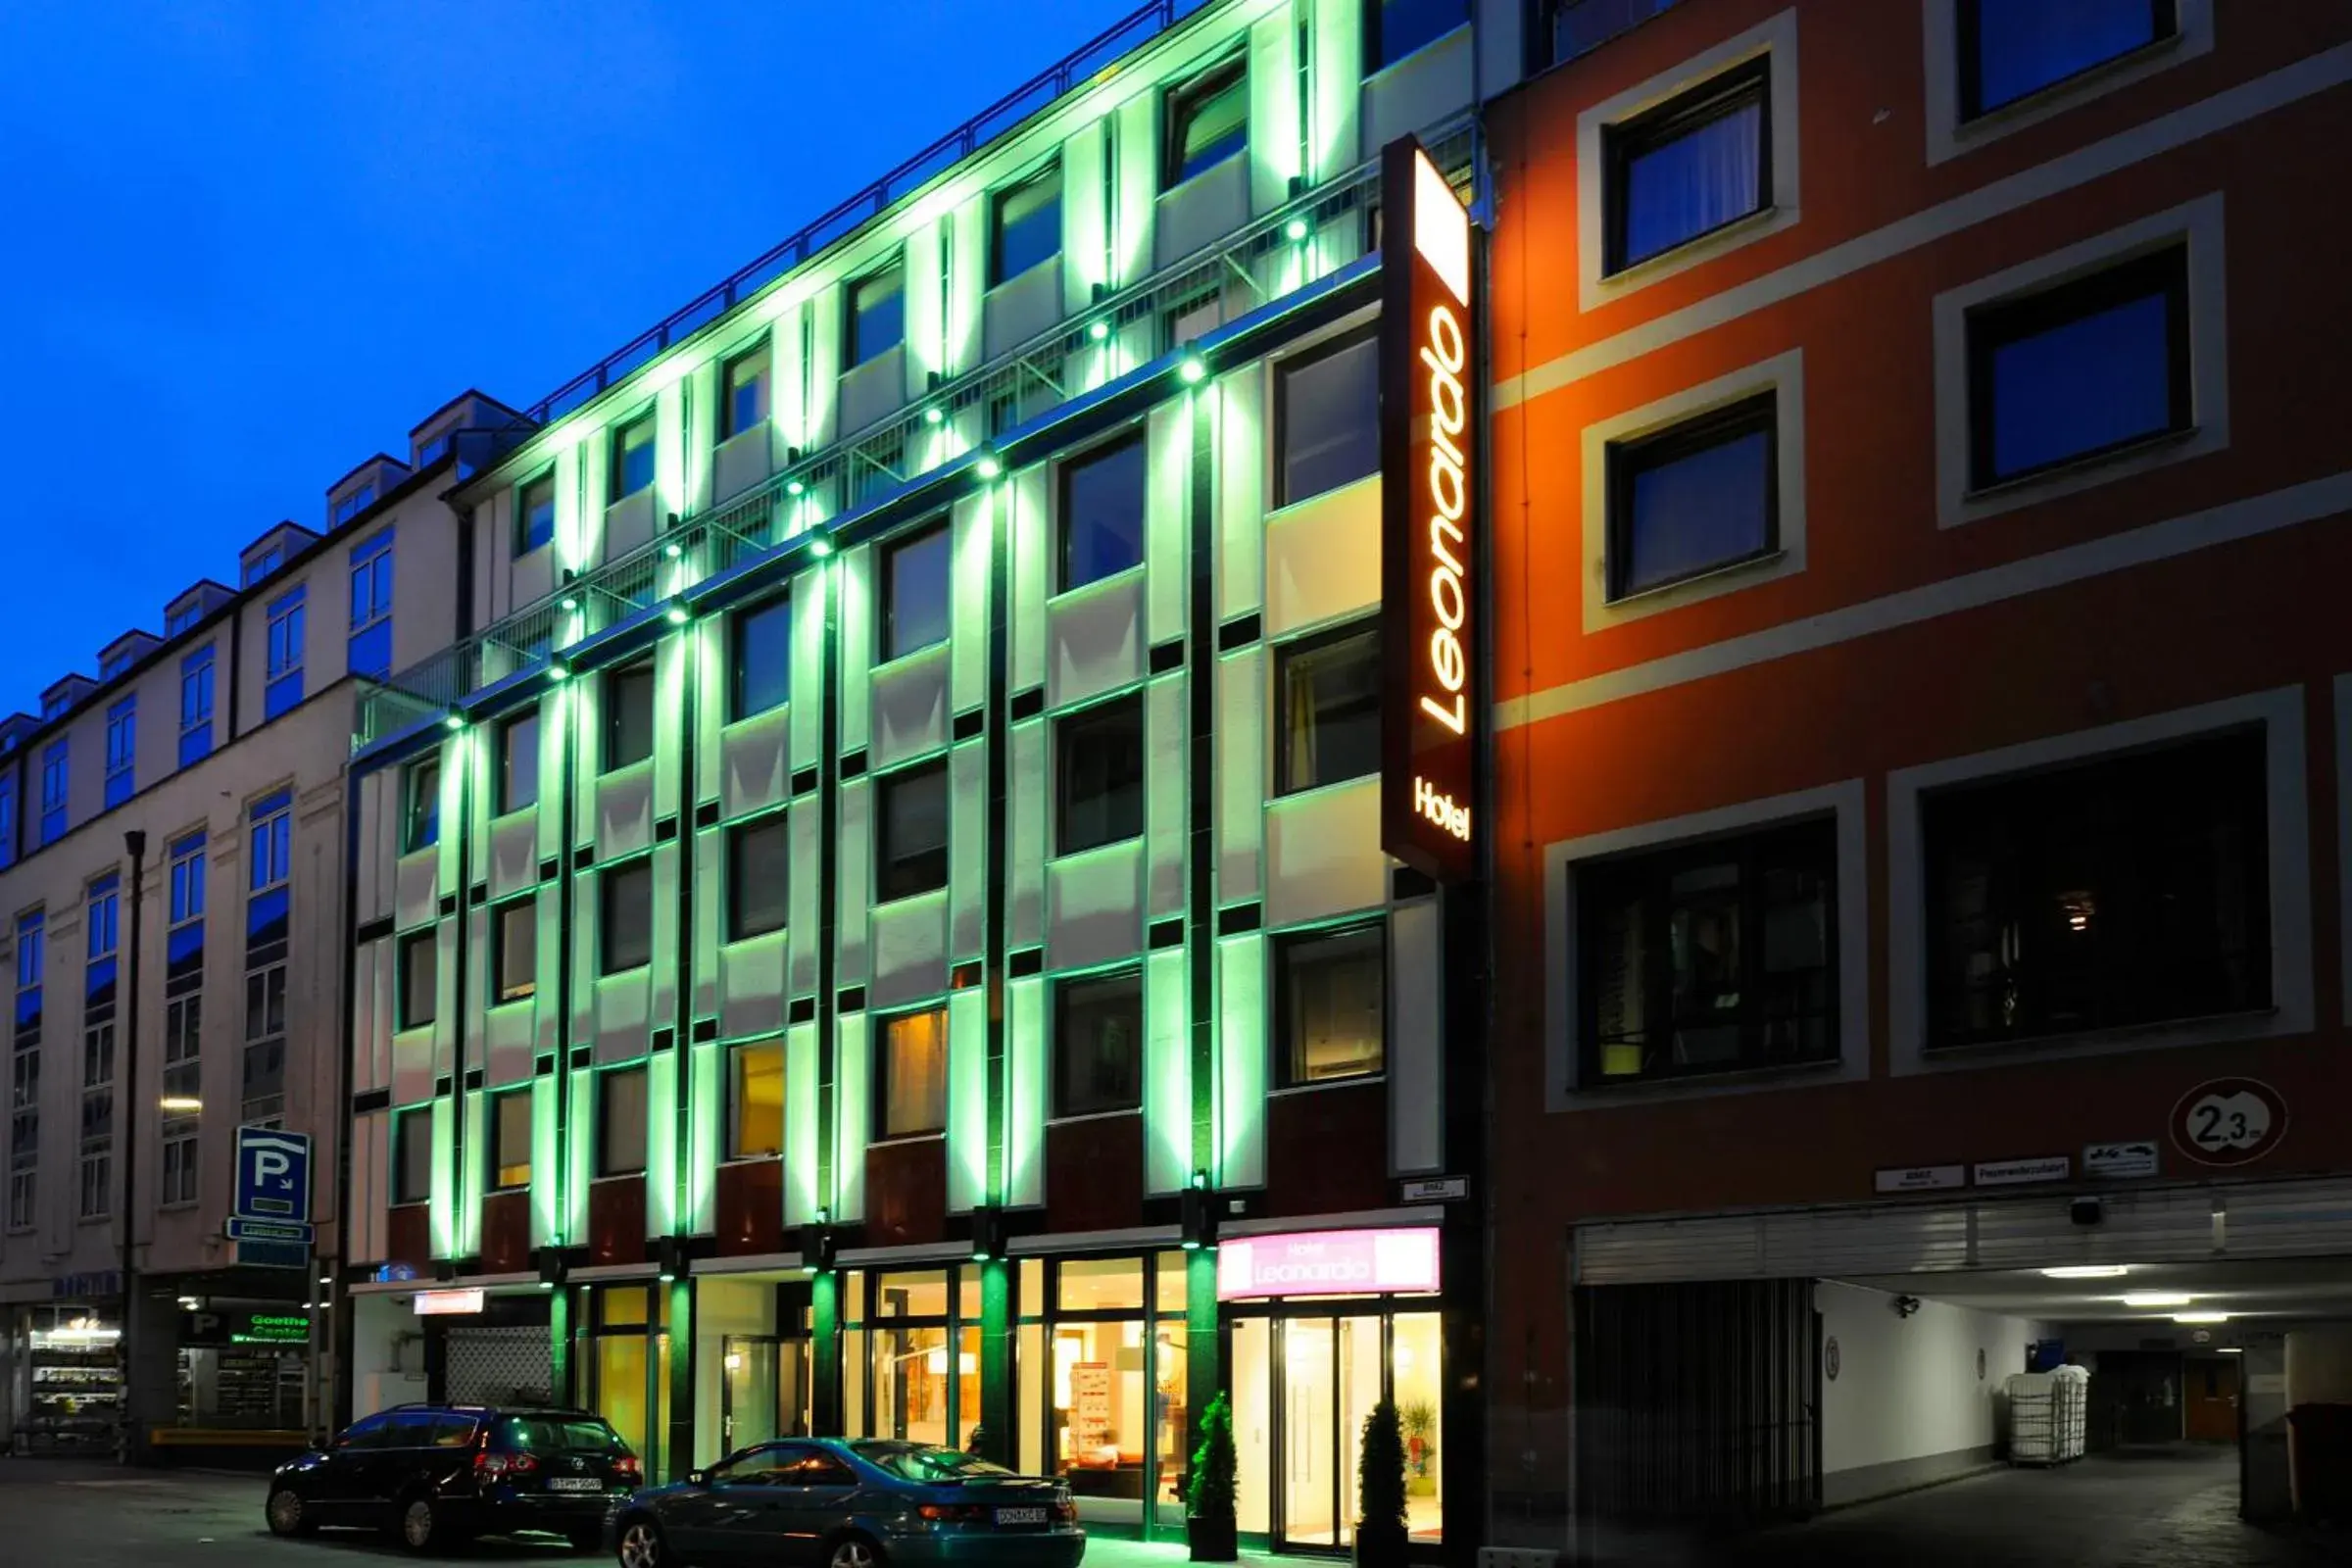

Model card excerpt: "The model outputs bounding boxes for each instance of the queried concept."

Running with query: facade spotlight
[1179,356,1207,385]
[786,477,807,497]
[808,535,836,560]
[1284,216,1309,241]
[664,604,690,627]
[443,713,464,733]
[975,453,1004,480]
[548,663,568,683]
[663,541,683,560]
[923,406,945,426]
[560,596,579,612]
[1088,318,1110,343]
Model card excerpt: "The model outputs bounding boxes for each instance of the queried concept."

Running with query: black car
[265,1403,642,1552]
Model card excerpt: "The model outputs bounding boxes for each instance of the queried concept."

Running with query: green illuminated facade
[343,0,1509,1553]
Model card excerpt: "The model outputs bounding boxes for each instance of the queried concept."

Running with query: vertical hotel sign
[1380,137,1479,882]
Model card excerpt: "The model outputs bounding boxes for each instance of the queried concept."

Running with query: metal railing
[519,0,1216,426]
[353,120,1476,755]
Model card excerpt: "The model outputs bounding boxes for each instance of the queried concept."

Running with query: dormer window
[333,482,377,525]
[242,547,283,588]
[166,606,200,637]
[101,654,131,680]
[415,432,452,467]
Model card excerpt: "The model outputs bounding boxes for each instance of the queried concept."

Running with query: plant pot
[1353,1521,1411,1568]
[1188,1513,1238,1562]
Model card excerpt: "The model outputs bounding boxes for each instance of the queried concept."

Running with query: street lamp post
[119,829,147,1466]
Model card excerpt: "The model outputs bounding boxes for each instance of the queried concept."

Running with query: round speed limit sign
[2171,1077,2288,1167]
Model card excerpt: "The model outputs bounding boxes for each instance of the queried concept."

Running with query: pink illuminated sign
[1215,1228,1442,1301]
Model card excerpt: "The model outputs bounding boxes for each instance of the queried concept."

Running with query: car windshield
[496,1414,628,1454]
[849,1442,1014,1482]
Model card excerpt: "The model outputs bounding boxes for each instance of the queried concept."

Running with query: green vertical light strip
[810,1268,842,1436]
[429,1097,458,1257]
[947,988,988,1209]
[785,1021,820,1224]
[457,1091,485,1257]
[1187,1244,1220,1455]
[1004,976,1045,1206]
[1145,948,1191,1194]
[1310,0,1361,181]
[665,1278,694,1483]
[833,1012,870,1221]
[549,1286,571,1404]
[566,1071,595,1244]
[686,1041,719,1233]
[978,1257,1011,1463]
[1216,934,1266,1189]
[647,1051,679,1238]
[532,1075,563,1244]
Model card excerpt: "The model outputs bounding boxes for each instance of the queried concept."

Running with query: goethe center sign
[1379,137,1479,883]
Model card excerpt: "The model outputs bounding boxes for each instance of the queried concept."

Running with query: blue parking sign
[235,1127,312,1222]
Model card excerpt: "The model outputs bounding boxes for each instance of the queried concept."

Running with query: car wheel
[398,1494,443,1552]
[615,1516,666,1568]
[265,1487,315,1538]
[827,1533,886,1568]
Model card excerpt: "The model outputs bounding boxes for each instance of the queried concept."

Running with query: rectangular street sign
[2084,1141,2161,1179]
[225,1217,316,1245]
[235,1127,313,1222]
[1974,1155,2072,1187]
[1875,1165,1965,1194]
[1400,1176,1469,1202]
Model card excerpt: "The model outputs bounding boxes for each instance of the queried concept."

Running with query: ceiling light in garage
[2041,1265,2131,1279]
[2122,1292,2194,1308]
[2174,1311,2230,1324]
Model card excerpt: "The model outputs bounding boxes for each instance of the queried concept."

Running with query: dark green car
[609,1440,1085,1568]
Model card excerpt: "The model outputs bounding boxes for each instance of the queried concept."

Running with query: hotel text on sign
[1215,1227,1443,1301]
[1380,138,1480,882]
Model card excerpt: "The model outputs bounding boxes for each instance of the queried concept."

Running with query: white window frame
[1886,685,2313,1076]
[1921,0,2213,167]
[1932,193,2227,529]
[1576,8,1801,313]
[1544,779,1869,1111]
[349,530,394,634]
[1581,348,1806,631]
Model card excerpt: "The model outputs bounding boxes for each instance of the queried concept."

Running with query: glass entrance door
[720,1337,778,1454]
[1276,1315,1383,1550]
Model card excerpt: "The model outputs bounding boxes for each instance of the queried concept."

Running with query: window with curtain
[492,1091,532,1191]
[1965,247,2190,490]
[878,762,951,903]
[1959,0,2175,119]
[403,755,440,853]
[599,1066,650,1176]
[1579,816,1838,1082]
[1274,924,1387,1085]
[601,860,654,974]
[395,1106,433,1204]
[731,1040,786,1158]
[728,814,790,941]
[1055,698,1146,855]
[498,711,540,813]
[1276,625,1380,796]
[397,930,436,1030]
[1605,58,1769,273]
[1605,393,1778,600]
[605,660,656,770]
[878,1008,949,1138]
[494,899,537,1004]
[1054,970,1143,1117]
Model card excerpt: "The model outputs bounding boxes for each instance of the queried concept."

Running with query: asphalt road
[0,1461,587,1568]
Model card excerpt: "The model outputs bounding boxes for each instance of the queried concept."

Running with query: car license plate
[548,1477,603,1493]
[995,1506,1048,1528]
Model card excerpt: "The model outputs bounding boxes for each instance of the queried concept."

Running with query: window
[1056,699,1145,855]
[1276,328,1379,506]
[1164,53,1248,188]
[598,1066,649,1176]
[170,837,207,925]
[601,860,654,974]
[1965,247,2189,491]
[722,346,770,440]
[849,263,906,368]
[728,815,790,942]
[1057,433,1147,592]
[1925,728,2267,1048]
[1604,59,1769,274]
[1054,970,1142,1117]
[1366,0,1467,72]
[179,648,216,767]
[877,762,950,903]
[416,432,452,466]
[1579,817,1837,1082]
[1275,923,1386,1085]
[103,698,135,809]
[0,776,13,868]
[397,929,437,1030]
[492,1091,532,1191]
[881,522,952,662]
[729,1040,785,1159]
[606,660,656,770]
[334,481,377,524]
[1605,393,1778,600]
[241,961,288,1122]
[403,755,441,853]
[39,741,67,846]
[516,473,557,556]
[166,604,201,637]
[242,547,282,588]
[731,598,792,720]
[100,651,131,680]
[250,790,293,892]
[876,1008,948,1139]
[395,1105,433,1204]
[349,528,395,679]
[78,1018,115,1219]
[1959,0,2175,120]
[612,412,657,500]
[498,711,541,814]
[1275,624,1380,796]
[265,587,306,719]
[494,898,537,1004]
[990,165,1061,286]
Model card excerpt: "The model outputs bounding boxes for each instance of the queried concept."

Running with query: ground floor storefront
[351,1219,1466,1556]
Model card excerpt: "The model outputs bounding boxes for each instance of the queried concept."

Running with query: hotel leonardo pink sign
[1215,1228,1442,1300]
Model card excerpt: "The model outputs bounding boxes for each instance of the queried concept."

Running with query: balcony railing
[353,119,1476,756]
[518,0,1217,428]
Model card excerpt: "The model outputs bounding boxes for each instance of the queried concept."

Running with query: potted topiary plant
[1187,1391,1239,1562]
[1354,1399,1410,1568]
[1399,1400,1437,1497]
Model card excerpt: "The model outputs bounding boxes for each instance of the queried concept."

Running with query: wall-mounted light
[1178,355,1208,385]
[442,713,465,733]
[663,541,683,561]
[807,535,836,560]
[975,453,1004,480]
[786,477,807,497]
[1283,216,1309,242]
[663,604,690,627]
[548,664,569,683]
[1087,318,1110,343]
[157,1096,203,1114]
[923,406,945,426]
[560,596,580,613]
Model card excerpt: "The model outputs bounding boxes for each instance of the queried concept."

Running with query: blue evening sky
[0,0,1120,717]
